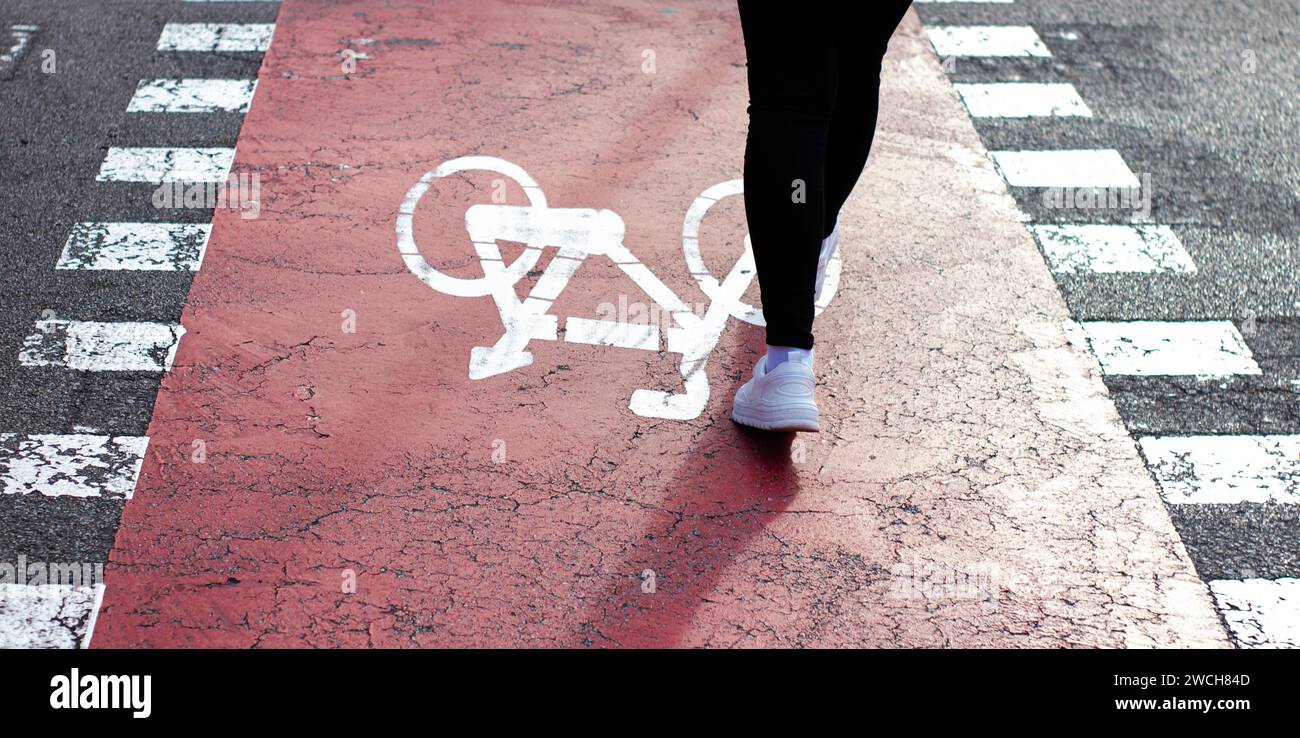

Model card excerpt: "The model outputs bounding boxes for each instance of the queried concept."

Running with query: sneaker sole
[731,403,821,433]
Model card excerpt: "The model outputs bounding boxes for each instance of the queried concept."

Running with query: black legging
[739,1,912,350]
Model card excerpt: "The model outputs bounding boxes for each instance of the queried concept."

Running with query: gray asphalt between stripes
[0,0,278,568]
[915,0,1300,587]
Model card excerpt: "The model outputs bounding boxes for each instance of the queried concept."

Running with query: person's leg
[821,2,912,238]
[738,1,835,353]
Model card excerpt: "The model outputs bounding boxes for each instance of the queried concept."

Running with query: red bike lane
[93,0,1226,647]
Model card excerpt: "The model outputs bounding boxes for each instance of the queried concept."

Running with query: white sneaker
[731,349,820,432]
[813,217,839,304]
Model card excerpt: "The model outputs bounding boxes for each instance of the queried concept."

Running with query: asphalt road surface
[0,0,1294,648]
[915,0,1299,631]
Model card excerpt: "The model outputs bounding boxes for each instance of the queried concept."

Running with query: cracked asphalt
[914,0,1300,592]
[0,0,277,584]
[79,1,1219,647]
[1,0,1288,648]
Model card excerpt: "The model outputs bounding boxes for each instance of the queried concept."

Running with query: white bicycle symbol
[396,155,841,420]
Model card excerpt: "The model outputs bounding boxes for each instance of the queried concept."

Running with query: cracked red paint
[93,1,1226,648]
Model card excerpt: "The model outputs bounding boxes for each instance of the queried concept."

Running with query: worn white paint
[97,147,235,183]
[1139,434,1300,504]
[57,222,211,271]
[0,433,149,498]
[127,78,257,113]
[0,583,105,649]
[157,23,275,52]
[1031,224,1195,274]
[989,149,1140,188]
[397,156,549,299]
[1077,320,1260,376]
[925,26,1050,57]
[398,156,838,420]
[19,320,186,372]
[953,82,1092,118]
[565,318,660,351]
[1209,578,1300,649]
[0,23,37,73]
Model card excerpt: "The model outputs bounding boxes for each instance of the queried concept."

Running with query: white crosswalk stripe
[989,149,1140,188]
[1139,435,1300,504]
[96,147,236,184]
[1209,578,1300,649]
[925,26,1051,57]
[157,22,275,52]
[19,320,186,372]
[1076,320,1260,377]
[1030,224,1196,274]
[954,83,1092,118]
[127,78,257,113]
[0,583,105,649]
[0,433,149,498]
[57,222,211,271]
